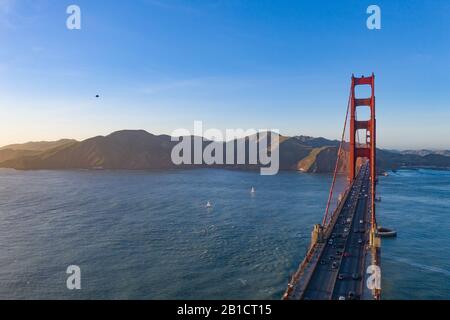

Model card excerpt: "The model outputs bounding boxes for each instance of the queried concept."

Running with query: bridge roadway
[295,163,372,300]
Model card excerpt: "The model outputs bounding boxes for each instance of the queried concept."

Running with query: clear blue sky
[1,0,449,149]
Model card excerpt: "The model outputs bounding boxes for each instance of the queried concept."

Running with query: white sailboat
[251,187,256,194]
[206,201,212,208]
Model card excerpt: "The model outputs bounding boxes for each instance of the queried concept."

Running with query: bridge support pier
[369,225,382,300]
[310,224,324,249]
[369,226,381,248]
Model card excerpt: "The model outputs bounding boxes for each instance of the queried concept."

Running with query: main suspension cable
[322,88,352,227]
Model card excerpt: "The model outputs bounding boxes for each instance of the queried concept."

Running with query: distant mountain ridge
[0,139,77,164]
[0,131,174,170]
[1,130,449,172]
[395,149,450,157]
[0,139,77,151]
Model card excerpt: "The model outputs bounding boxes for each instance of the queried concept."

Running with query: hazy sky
[0,0,449,149]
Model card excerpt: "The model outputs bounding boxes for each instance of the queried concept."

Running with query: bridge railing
[283,181,354,299]
[282,242,320,299]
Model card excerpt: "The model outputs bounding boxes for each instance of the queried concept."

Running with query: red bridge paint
[349,74,377,229]
[283,74,381,301]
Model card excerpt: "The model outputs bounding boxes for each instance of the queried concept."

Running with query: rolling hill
[0,130,449,172]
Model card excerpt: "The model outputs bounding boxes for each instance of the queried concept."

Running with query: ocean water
[0,168,448,300]
[377,169,450,300]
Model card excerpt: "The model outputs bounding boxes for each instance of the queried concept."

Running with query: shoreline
[1,166,449,174]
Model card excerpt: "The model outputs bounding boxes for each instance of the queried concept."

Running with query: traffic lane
[332,210,366,297]
[332,175,370,299]
[332,174,367,294]
[302,173,365,299]
[304,203,356,296]
[336,174,368,293]
[308,189,362,299]
[303,206,355,298]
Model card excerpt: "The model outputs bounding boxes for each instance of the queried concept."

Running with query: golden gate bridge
[283,74,385,300]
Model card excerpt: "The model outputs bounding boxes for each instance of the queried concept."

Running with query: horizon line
[1,129,448,152]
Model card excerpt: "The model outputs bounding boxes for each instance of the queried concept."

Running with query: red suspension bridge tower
[283,74,382,300]
[349,74,378,246]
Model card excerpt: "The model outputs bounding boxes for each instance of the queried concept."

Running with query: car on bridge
[348,291,356,300]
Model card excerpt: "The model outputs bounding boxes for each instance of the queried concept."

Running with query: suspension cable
[322,88,352,227]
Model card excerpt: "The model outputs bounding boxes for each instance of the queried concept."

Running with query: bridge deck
[286,163,373,300]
